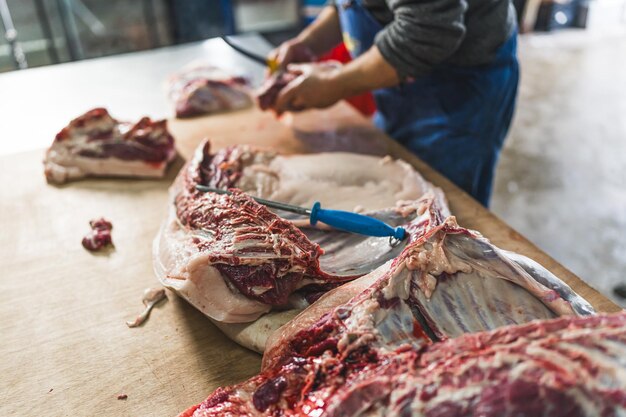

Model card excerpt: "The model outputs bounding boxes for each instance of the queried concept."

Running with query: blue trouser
[336,0,519,206]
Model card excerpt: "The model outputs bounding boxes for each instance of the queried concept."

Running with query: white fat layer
[44,140,174,183]
[212,309,301,354]
[236,152,429,212]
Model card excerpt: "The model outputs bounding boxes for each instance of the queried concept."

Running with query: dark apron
[336,0,519,206]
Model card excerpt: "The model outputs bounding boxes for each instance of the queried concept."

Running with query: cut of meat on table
[44,108,176,184]
[153,141,447,349]
[178,221,609,417]
[82,218,113,251]
[167,63,252,118]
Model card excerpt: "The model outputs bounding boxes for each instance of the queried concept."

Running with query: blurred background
[2,0,625,72]
[1,0,301,71]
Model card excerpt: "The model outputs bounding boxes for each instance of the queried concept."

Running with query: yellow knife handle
[266,58,279,74]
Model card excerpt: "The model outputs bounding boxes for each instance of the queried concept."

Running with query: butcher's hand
[267,40,317,74]
[274,62,344,115]
[267,5,341,73]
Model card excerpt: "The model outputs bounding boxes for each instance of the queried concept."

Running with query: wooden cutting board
[0,103,619,417]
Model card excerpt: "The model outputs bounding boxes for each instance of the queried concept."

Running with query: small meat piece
[256,71,297,111]
[167,64,252,118]
[82,218,113,251]
[44,108,177,184]
[117,394,127,400]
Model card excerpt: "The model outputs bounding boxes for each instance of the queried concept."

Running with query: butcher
[263,0,519,206]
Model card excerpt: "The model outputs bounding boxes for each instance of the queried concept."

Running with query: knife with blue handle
[195,185,406,241]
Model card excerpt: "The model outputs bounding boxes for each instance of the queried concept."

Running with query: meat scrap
[117,394,127,400]
[82,218,113,251]
[126,288,166,328]
[44,108,177,184]
[167,63,252,118]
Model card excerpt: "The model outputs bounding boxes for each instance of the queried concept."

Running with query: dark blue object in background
[535,0,580,31]
[166,0,235,43]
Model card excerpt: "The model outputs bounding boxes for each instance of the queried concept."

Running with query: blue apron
[336,0,519,206]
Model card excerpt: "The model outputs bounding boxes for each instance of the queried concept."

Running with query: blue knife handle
[309,202,406,240]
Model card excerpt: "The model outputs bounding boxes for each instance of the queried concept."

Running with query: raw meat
[264,216,593,367]
[257,71,297,111]
[257,62,342,112]
[178,223,607,417]
[44,108,176,184]
[153,141,447,326]
[181,311,625,417]
[167,64,252,118]
[82,218,113,251]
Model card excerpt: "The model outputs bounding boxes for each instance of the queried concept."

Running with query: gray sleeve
[375,0,467,79]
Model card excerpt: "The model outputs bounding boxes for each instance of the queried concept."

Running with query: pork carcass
[167,64,252,118]
[44,108,176,184]
[178,220,609,417]
[153,142,447,348]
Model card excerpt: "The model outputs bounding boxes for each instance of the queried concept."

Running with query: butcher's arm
[329,45,400,95]
[269,6,342,68]
[297,5,343,56]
